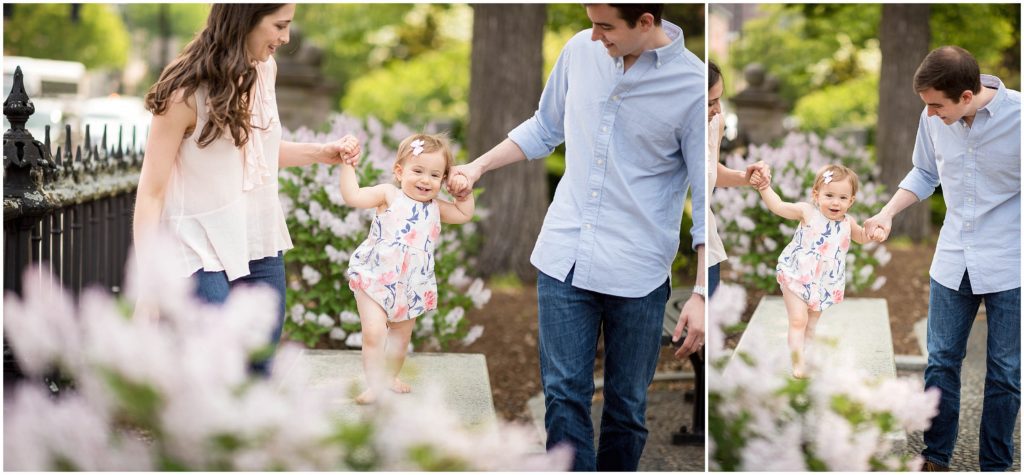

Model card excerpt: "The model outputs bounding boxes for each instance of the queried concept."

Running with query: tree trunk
[468,5,547,281]
[877,4,930,241]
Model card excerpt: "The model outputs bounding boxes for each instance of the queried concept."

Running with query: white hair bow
[411,139,425,157]
[823,170,834,184]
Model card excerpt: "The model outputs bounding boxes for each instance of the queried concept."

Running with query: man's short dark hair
[913,46,981,103]
[608,4,664,27]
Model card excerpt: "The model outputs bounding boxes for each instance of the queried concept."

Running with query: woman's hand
[747,163,772,190]
[319,135,362,166]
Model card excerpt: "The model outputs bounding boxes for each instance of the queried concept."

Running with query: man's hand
[447,174,471,201]
[673,294,705,359]
[319,135,362,166]
[870,227,886,242]
[447,162,483,200]
[863,212,892,243]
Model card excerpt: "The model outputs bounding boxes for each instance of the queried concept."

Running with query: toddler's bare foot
[355,388,377,405]
[390,377,411,394]
[792,367,809,379]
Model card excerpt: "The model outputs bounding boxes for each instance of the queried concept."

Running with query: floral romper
[776,208,851,311]
[347,192,441,322]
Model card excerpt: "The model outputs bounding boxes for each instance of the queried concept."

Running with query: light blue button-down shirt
[508,21,705,298]
[898,74,1021,294]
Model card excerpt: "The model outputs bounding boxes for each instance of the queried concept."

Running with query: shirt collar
[651,20,684,68]
[977,74,1007,118]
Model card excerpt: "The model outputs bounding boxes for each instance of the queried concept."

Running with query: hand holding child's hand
[870,227,886,242]
[746,161,772,190]
[749,170,770,190]
[322,135,362,166]
[447,171,471,199]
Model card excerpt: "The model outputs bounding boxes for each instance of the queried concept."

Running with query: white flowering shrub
[280,116,490,350]
[715,132,892,293]
[708,282,939,471]
[2,238,569,471]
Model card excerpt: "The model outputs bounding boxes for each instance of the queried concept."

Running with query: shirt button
[597,159,604,165]
[966,173,972,178]
[612,95,620,101]
[656,61,662,67]
[585,224,592,230]
[591,191,598,198]
[966,245,971,250]
[968,147,973,153]
[602,126,609,132]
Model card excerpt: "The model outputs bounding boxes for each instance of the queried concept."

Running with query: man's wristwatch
[692,285,707,300]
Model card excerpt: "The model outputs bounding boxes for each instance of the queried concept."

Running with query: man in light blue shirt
[865,46,1020,472]
[449,4,705,471]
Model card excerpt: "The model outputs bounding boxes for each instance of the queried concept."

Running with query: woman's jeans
[709,262,721,297]
[191,253,287,376]
[537,266,669,471]
[922,271,1020,471]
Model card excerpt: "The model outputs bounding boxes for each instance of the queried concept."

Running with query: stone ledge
[283,349,498,427]
[728,296,897,379]
[724,296,904,448]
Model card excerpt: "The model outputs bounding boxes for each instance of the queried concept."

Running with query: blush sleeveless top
[162,56,292,280]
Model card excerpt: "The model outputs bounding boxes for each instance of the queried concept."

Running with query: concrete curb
[895,354,928,371]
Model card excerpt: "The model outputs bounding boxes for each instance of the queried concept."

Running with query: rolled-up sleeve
[508,45,570,160]
[683,101,705,249]
[898,109,941,201]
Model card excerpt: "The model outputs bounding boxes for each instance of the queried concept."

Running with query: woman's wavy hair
[144,4,286,148]
[709,60,721,91]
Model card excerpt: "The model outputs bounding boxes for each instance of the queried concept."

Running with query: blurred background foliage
[5,2,704,146]
[726,3,1020,136]
[3,4,130,69]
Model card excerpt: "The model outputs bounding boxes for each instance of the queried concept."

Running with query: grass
[487,272,524,291]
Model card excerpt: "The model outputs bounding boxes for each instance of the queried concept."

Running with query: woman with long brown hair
[707,60,770,297]
[134,4,358,374]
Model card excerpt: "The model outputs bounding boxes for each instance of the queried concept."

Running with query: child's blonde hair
[812,164,860,196]
[395,133,455,181]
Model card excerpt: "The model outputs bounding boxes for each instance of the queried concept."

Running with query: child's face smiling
[813,178,856,221]
[395,150,446,202]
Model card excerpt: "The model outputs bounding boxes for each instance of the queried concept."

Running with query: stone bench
[724,296,903,448]
[281,349,498,427]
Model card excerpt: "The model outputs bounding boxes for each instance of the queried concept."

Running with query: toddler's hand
[447,173,471,199]
[871,227,886,242]
[749,170,769,190]
[323,135,362,166]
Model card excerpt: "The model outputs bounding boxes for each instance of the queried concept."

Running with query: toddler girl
[339,133,474,404]
[751,164,882,378]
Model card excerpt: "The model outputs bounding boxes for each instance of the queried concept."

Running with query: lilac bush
[280,115,490,350]
[2,235,568,471]
[708,282,939,471]
[715,132,891,293]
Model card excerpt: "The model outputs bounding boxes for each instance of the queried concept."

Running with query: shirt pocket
[615,101,681,170]
[976,149,1020,194]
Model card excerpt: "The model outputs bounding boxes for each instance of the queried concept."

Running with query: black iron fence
[4,66,143,384]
